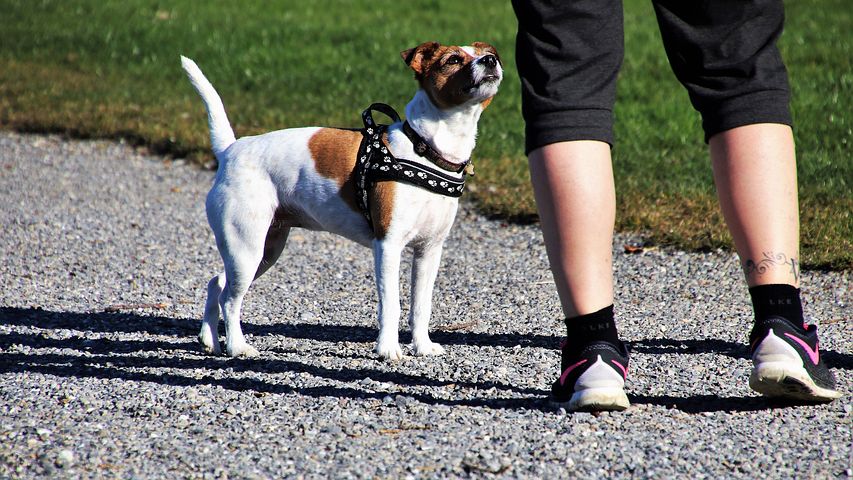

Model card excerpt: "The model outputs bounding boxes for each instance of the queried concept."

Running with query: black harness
[354,103,470,224]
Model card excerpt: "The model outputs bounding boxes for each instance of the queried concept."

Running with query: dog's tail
[180,55,236,158]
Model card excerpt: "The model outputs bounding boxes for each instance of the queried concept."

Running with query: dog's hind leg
[200,219,283,357]
[409,243,446,356]
[212,202,275,358]
[199,272,226,355]
[219,252,263,357]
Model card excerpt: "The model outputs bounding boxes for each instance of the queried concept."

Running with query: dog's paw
[198,332,222,355]
[413,340,446,357]
[375,341,405,361]
[199,342,222,356]
[226,342,260,358]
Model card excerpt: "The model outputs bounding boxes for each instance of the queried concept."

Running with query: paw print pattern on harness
[354,103,467,228]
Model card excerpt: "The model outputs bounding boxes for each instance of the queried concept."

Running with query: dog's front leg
[409,243,446,356]
[373,239,404,360]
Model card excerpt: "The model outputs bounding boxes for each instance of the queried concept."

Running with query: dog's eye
[445,55,463,65]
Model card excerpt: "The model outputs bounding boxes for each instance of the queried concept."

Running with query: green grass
[1,0,850,269]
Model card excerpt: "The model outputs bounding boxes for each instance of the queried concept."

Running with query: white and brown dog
[181,41,501,360]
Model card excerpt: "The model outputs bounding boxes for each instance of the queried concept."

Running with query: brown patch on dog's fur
[308,128,362,213]
[401,41,440,78]
[368,181,396,239]
[309,128,397,238]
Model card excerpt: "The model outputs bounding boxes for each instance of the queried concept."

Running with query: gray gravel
[0,131,850,479]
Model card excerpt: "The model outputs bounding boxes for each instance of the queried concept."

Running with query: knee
[655,1,792,141]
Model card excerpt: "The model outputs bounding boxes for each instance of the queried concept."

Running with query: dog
[180,41,502,360]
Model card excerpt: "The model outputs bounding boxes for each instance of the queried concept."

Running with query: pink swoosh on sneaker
[558,359,588,386]
[783,332,820,365]
[610,359,628,379]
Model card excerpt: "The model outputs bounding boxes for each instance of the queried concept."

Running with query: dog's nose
[480,55,497,69]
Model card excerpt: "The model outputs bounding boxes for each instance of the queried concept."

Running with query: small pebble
[55,449,74,468]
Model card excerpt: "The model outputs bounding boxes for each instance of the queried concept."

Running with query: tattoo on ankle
[743,252,800,282]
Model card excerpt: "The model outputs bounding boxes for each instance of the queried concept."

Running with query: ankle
[749,284,804,326]
[564,304,619,348]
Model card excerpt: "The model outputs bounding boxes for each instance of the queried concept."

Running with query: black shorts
[512,0,793,153]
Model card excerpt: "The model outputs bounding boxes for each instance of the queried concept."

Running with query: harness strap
[362,103,401,127]
[354,104,466,225]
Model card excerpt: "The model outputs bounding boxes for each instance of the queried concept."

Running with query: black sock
[748,284,804,326]
[564,305,619,347]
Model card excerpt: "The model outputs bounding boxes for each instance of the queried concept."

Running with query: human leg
[654,0,840,401]
[710,124,799,287]
[529,143,629,410]
[528,141,616,319]
[711,125,840,400]
[652,0,792,142]
[513,0,629,410]
[512,0,623,322]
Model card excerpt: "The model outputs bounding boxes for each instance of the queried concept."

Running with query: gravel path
[0,131,849,479]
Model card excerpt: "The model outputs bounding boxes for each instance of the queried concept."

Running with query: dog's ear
[472,42,501,64]
[401,41,441,77]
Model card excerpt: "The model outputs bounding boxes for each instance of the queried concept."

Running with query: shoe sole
[553,387,630,412]
[750,362,842,402]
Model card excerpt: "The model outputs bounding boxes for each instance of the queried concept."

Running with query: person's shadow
[2,306,848,413]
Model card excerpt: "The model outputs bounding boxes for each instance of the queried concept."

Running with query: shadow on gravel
[629,338,749,360]
[627,338,852,373]
[0,349,552,409]
[0,306,549,410]
[630,394,773,413]
[247,323,853,371]
[0,306,196,336]
[2,306,850,414]
[630,393,845,413]
[6,307,849,368]
[251,322,557,350]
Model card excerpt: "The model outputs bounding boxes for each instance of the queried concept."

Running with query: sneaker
[551,340,630,411]
[749,316,842,402]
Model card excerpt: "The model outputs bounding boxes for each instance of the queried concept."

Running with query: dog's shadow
[1,306,849,414]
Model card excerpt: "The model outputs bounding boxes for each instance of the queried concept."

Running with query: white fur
[180,56,236,159]
[182,47,501,359]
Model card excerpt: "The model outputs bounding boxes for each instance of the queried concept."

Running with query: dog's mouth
[467,74,501,91]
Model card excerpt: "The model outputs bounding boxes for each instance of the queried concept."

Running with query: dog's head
[401,41,502,109]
